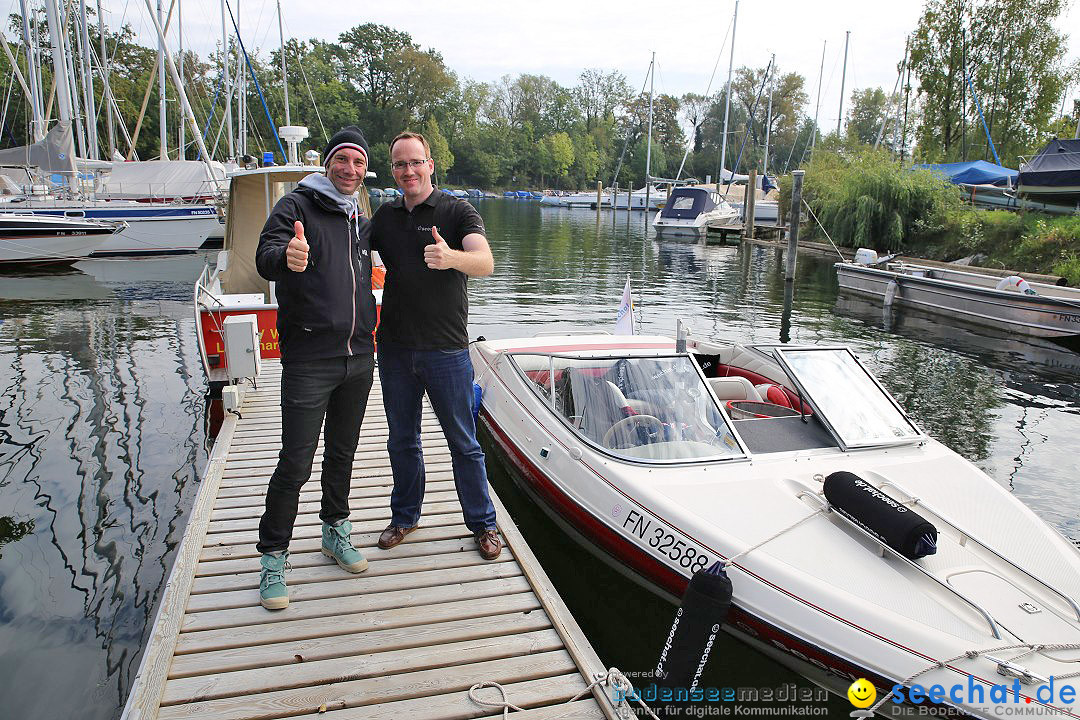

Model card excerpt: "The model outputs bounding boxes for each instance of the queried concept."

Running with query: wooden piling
[786,169,804,281]
[744,169,757,241]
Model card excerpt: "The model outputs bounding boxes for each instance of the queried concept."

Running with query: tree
[539,132,575,187]
[845,88,892,146]
[910,0,1073,164]
[575,69,631,131]
[424,116,453,178]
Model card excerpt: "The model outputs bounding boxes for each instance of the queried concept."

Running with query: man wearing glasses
[371,131,500,561]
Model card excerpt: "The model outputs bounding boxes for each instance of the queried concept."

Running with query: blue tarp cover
[914,160,1018,187]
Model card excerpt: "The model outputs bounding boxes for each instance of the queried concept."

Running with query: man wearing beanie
[252,125,376,610]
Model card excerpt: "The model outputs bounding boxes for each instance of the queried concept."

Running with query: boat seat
[708,376,763,402]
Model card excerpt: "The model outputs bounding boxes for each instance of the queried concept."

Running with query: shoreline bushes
[782,147,1080,284]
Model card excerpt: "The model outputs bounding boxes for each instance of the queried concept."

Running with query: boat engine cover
[823,471,938,560]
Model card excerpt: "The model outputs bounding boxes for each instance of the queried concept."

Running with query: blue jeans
[378,342,496,535]
[257,354,375,554]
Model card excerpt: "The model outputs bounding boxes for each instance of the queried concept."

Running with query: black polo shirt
[372,188,486,349]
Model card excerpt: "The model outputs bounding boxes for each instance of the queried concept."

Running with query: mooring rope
[469,668,662,720]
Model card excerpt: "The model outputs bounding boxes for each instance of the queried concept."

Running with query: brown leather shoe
[475,529,502,560]
[377,524,417,550]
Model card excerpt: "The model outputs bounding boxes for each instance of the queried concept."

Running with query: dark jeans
[377,342,496,535]
[257,354,375,554]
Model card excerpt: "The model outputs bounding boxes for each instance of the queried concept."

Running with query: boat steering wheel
[602,415,665,449]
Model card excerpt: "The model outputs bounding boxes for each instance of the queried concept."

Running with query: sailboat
[0,0,222,255]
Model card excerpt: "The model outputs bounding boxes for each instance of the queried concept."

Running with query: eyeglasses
[391,159,429,171]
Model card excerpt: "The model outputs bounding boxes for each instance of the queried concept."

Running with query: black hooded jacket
[255,183,376,363]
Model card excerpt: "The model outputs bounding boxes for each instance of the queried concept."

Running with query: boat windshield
[511,354,743,462]
[774,347,921,448]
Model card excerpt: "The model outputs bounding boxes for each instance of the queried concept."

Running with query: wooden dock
[123,360,622,720]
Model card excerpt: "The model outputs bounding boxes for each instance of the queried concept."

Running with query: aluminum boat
[836,259,1080,340]
[470,332,1080,717]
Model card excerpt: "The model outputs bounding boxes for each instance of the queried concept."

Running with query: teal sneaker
[322,519,369,573]
[259,551,289,610]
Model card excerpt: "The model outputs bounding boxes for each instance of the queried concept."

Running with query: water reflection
[0,289,207,719]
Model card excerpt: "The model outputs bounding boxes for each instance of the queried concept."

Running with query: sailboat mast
[220,0,234,161]
[60,2,89,160]
[97,0,115,157]
[18,0,45,141]
[78,0,98,159]
[837,30,849,136]
[811,41,824,154]
[178,0,185,158]
[720,0,738,182]
[645,51,654,211]
[236,0,245,157]
[141,0,213,171]
[44,0,73,123]
[763,53,774,180]
[158,0,168,159]
[277,0,290,126]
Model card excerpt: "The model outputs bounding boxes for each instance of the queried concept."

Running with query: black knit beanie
[324,126,369,165]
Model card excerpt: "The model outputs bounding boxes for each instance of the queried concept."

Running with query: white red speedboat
[470,332,1080,717]
[195,165,382,389]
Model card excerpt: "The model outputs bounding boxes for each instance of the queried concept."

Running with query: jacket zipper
[347,213,357,356]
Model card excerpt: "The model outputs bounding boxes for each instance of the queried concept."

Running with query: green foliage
[877,205,1080,283]
[782,147,961,252]
[423,116,453,175]
[909,0,1074,164]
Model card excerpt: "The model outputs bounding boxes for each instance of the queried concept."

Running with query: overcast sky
[91,0,1080,130]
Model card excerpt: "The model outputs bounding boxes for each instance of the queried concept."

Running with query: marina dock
[122,360,621,720]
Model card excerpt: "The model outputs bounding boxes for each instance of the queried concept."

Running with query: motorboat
[652,187,738,237]
[470,331,1080,717]
[835,256,1080,339]
[195,165,383,389]
[1017,139,1080,207]
[0,213,120,265]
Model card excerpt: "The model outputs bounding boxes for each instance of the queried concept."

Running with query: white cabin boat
[0,214,119,264]
[652,187,738,237]
[194,166,382,389]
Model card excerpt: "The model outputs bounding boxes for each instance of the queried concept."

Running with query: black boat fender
[655,562,733,698]
[823,471,938,559]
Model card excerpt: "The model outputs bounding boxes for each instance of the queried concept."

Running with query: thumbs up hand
[423,226,454,270]
[286,220,309,272]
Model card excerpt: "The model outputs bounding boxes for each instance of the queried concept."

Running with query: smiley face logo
[847,678,876,709]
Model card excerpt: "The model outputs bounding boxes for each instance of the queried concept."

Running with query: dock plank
[161,628,565,705]
[282,675,594,720]
[175,592,544,655]
[168,609,551,678]
[120,362,618,720]
[155,650,578,720]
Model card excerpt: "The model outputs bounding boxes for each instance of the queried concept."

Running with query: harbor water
[1,199,1078,719]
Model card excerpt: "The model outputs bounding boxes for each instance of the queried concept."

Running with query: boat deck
[122,359,619,720]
